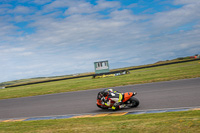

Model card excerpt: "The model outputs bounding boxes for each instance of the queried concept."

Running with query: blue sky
[0,0,200,83]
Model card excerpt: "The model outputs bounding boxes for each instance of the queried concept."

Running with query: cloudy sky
[0,0,200,83]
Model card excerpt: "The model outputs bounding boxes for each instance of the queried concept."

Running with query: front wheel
[97,104,109,109]
[127,97,139,107]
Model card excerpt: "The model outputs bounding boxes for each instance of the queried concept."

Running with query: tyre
[127,97,139,107]
[96,104,109,109]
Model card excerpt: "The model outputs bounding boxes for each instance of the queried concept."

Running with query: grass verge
[0,110,200,133]
[0,60,200,99]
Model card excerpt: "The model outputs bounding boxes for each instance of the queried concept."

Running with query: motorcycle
[96,91,139,110]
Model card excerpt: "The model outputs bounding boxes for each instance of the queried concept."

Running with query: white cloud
[96,0,120,10]
[151,1,200,29]
[1,47,26,53]
[12,6,32,14]
[0,21,17,37]
[110,9,135,21]
[180,43,189,49]
[63,0,121,15]
[33,0,52,5]
[174,0,200,5]
[42,0,71,12]
[65,1,94,15]
[15,64,46,70]
[0,4,12,15]
[19,52,33,56]
[0,0,200,82]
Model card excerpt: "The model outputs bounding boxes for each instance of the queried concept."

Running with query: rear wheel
[127,97,139,107]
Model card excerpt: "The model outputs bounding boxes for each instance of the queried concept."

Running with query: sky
[0,0,200,83]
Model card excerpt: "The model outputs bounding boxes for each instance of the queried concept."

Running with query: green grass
[0,58,194,87]
[0,110,200,133]
[0,60,200,99]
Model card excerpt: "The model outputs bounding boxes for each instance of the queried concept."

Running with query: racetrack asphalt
[0,78,200,119]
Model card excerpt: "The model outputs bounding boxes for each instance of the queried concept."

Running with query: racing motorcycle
[96,91,139,110]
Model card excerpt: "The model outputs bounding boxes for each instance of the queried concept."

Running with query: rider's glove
[101,97,106,105]
[102,97,107,103]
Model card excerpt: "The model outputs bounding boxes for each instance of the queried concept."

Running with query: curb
[1,107,200,122]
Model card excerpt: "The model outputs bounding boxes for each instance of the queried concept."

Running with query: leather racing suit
[103,90,123,110]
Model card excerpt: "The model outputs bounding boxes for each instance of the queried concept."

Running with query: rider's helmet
[107,89,113,92]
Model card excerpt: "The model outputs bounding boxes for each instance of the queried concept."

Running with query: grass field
[0,60,200,99]
[0,110,199,133]
[0,59,200,132]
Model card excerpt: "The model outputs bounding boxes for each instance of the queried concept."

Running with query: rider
[101,89,124,110]
[97,89,114,100]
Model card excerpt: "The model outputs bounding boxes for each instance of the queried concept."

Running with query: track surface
[0,78,200,119]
